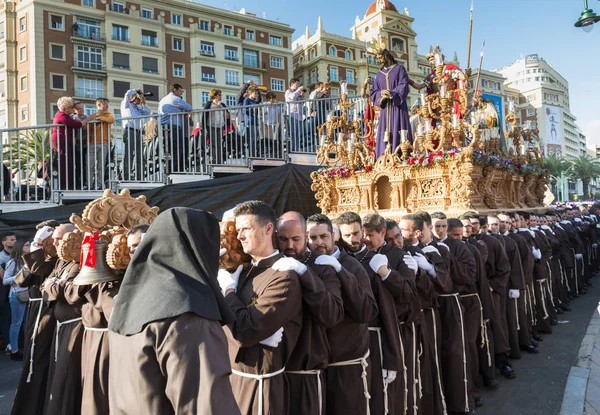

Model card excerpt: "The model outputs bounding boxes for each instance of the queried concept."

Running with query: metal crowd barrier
[0,96,367,204]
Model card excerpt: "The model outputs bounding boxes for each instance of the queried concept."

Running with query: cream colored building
[0,0,294,128]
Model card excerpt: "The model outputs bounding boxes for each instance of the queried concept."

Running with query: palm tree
[543,154,569,197]
[567,154,600,199]
[2,129,51,181]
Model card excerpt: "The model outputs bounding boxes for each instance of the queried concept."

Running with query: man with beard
[362,213,418,415]
[400,213,453,415]
[108,209,239,415]
[335,212,403,415]
[385,219,404,249]
[276,211,344,415]
[306,214,378,415]
[487,215,526,359]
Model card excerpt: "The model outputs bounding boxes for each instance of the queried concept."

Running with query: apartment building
[0,0,294,128]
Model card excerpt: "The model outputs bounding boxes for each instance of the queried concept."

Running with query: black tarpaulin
[0,164,320,235]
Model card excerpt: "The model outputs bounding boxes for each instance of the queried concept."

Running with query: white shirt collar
[332,246,341,259]
[252,249,280,266]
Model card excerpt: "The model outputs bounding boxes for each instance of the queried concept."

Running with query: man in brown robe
[11,223,62,415]
[108,208,240,415]
[306,213,378,415]
[276,211,344,415]
[336,212,403,415]
[547,213,573,310]
[223,201,303,415]
[42,224,85,415]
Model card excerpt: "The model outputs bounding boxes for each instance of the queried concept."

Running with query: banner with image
[544,105,562,145]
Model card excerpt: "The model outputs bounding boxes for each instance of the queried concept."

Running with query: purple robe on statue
[371,64,412,159]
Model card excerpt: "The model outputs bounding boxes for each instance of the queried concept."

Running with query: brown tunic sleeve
[300,262,344,328]
[43,261,81,302]
[503,237,525,290]
[380,246,418,303]
[19,249,57,288]
[485,236,511,294]
[444,240,477,288]
[338,254,378,323]
[425,249,454,295]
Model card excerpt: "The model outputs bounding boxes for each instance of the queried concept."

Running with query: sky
[197,0,600,148]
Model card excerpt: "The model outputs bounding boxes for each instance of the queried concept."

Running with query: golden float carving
[219,221,251,272]
[57,231,83,262]
[42,237,57,258]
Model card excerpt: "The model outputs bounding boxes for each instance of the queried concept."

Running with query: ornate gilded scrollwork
[42,237,57,258]
[57,231,83,262]
[106,233,130,270]
[219,221,251,272]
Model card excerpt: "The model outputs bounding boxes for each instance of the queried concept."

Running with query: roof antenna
[262,12,267,19]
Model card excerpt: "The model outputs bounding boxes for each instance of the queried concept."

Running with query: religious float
[311,41,551,218]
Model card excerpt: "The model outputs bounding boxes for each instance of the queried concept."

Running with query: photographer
[159,84,193,173]
[285,78,306,151]
[121,89,151,181]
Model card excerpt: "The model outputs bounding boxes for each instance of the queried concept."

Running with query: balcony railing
[202,76,216,83]
[112,35,131,42]
[73,59,106,71]
[225,55,239,62]
[226,80,240,86]
[142,68,159,74]
[72,28,105,42]
[200,50,215,57]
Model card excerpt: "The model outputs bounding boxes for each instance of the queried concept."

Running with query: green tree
[567,155,600,199]
[543,154,569,197]
[2,129,51,181]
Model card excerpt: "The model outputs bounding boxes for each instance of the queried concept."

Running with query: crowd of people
[1,199,598,415]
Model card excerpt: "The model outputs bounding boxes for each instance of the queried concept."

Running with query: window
[75,18,102,40]
[19,16,26,32]
[202,92,210,105]
[50,74,66,90]
[200,42,215,56]
[173,63,184,77]
[50,14,64,31]
[391,38,405,53]
[20,75,27,92]
[112,52,130,69]
[0,80,5,97]
[0,110,6,128]
[271,79,284,92]
[76,46,103,70]
[19,46,27,62]
[142,57,159,74]
[141,8,153,19]
[21,105,28,122]
[309,69,317,85]
[223,25,233,36]
[113,80,130,98]
[346,69,355,84]
[244,74,260,85]
[49,44,65,60]
[329,46,336,57]
[202,67,216,83]
[77,77,103,98]
[345,50,353,60]
[246,30,254,40]
[535,77,539,81]
[310,49,316,59]
[172,14,182,25]
[331,87,339,97]
[330,66,338,81]
[173,38,183,51]
[199,20,209,31]
[82,0,94,6]
[112,25,129,41]
[225,70,239,86]
[142,84,159,102]
[226,95,236,106]
[225,47,238,61]
[270,56,283,69]
[141,30,158,47]
[269,35,282,46]
[243,50,258,67]
[112,2,124,13]
[527,108,535,117]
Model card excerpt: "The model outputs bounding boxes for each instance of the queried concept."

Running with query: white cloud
[583,120,600,147]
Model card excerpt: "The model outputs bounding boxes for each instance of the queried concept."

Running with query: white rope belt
[26,298,44,383]
[546,265,556,308]
[514,297,520,331]
[559,261,571,292]
[231,366,285,415]
[84,326,109,332]
[329,349,371,415]
[430,308,448,415]
[461,293,491,367]
[55,317,82,362]
[285,369,323,415]
[411,321,419,415]
[439,293,468,412]
[368,327,389,415]
[573,249,580,293]
[526,284,536,326]
[398,322,408,415]
[536,279,550,320]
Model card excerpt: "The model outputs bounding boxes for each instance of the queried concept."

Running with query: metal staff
[467,0,474,69]
[472,40,485,105]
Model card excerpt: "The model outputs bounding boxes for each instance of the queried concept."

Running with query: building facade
[0,0,294,128]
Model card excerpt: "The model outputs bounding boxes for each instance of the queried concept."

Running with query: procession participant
[362,213,418,415]
[220,201,303,415]
[559,209,585,297]
[497,213,538,353]
[126,224,149,255]
[335,212,402,415]
[539,215,569,315]
[488,215,526,360]
[385,219,403,249]
[400,213,453,415]
[431,214,478,414]
[276,211,344,415]
[571,210,594,291]
[108,208,240,415]
[306,214,378,415]
[368,40,412,158]
[476,216,513,378]
[11,224,64,415]
[547,212,573,311]
[41,224,85,415]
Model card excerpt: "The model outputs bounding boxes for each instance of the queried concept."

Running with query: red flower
[449,151,455,157]
[418,157,425,163]
[428,154,435,162]
[408,158,415,165]
[365,165,373,172]
[436,151,443,157]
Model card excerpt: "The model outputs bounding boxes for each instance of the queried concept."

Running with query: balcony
[112,64,130,70]
[225,55,239,62]
[73,59,106,71]
[200,50,215,57]
[75,88,104,99]
[72,27,105,42]
[141,39,159,47]
[111,6,129,14]
[243,61,267,70]
[201,75,216,83]
[142,68,159,75]
[111,35,130,43]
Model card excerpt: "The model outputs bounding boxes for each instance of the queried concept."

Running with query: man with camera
[121,89,151,181]
[159,84,194,173]
[285,78,306,152]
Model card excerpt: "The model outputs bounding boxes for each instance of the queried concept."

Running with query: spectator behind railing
[263,91,282,158]
[202,89,232,164]
[159,83,193,173]
[121,89,151,181]
[285,78,305,152]
[243,87,260,158]
[51,96,96,190]
[236,80,262,136]
[88,98,115,190]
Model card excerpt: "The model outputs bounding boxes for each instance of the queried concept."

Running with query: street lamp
[574,0,600,32]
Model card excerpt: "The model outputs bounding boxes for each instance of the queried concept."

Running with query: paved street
[0,286,597,414]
